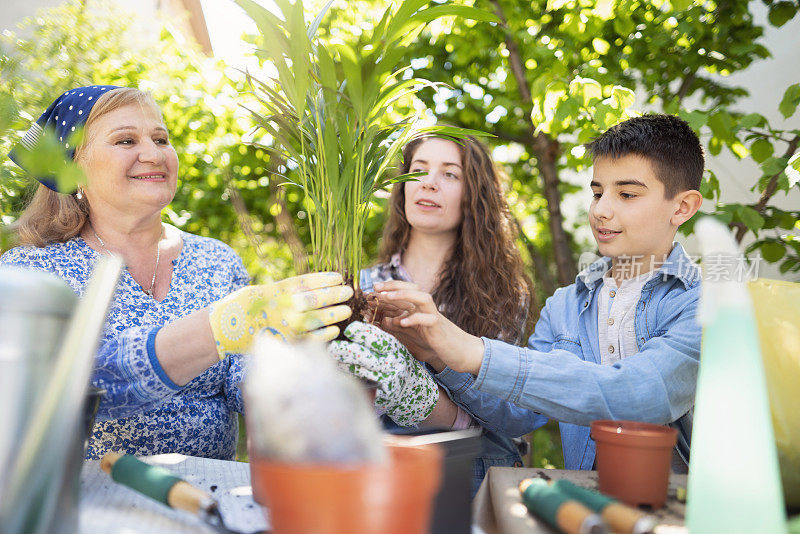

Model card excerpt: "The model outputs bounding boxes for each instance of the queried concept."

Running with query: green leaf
[762,156,789,176]
[409,5,501,27]
[750,138,774,163]
[710,210,734,225]
[708,136,722,156]
[708,110,734,139]
[779,258,799,274]
[570,77,603,106]
[699,170,720,200]
[768,1,798,27]
[671,0,692,10]
[738,113,765,129]
[663,97,680,115]
[779,83,800,118]
[778,211,798,229]
[613,16,634,36]
[307,0,335,39]
[680,109,707,131]
[737,205,765,232]
[593,102,615,130]
[728,141,748,159]
[610,85,635,110]
[759,241,786,263]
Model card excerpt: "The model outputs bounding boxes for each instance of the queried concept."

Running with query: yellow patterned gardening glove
[209,272,353,359]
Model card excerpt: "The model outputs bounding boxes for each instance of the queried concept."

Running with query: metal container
[0,265,77,477]
[0,265,80,534]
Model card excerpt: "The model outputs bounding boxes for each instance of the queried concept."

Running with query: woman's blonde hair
[15,87,162,247]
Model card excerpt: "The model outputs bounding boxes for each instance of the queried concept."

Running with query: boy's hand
[328,321,438,427]
[372,280,485,375]
[209,272,352,359]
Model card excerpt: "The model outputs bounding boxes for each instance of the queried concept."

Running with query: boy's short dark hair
[585,114,704,198]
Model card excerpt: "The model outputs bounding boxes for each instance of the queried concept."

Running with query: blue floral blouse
[0,231,250,460]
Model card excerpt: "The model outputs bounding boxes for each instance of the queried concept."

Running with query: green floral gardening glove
[209,272,352,359]
[327,321,438,427]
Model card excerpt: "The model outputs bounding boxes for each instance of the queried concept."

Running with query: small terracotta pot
[591,420,678,509]
[247,437,264,505]
[246,378,380,506]
[250,442,443,534]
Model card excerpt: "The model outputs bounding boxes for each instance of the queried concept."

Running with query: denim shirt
[472,243,701,470]
[360,262,546,495]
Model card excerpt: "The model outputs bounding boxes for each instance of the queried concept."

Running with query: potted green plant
[234,0,495,323]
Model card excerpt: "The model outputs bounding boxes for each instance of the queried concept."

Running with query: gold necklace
[91,224,163,298]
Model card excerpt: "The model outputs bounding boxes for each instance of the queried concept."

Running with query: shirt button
[608,345,615,354]
[610,290,616,298]
[607,318,614,326]
[584,301,588,307]
[514,461,523,467]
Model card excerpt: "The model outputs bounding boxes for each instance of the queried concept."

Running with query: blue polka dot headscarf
[10,85,120,192]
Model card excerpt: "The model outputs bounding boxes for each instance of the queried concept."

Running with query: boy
[366,114,705,471]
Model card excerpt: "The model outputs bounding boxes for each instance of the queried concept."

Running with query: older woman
[1,85,351,460]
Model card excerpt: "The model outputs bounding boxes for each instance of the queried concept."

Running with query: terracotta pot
[247,437,264,505]
[591,420,677,509]
[246,378,380,506]
[250,442,443,534]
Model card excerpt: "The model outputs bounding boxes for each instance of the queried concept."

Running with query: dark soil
[333,277,383,340]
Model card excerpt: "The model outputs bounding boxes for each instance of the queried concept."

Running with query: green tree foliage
[0,0,302,280]
[368,0,800,287]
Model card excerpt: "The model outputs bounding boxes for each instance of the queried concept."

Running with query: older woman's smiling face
[78,104,178,216]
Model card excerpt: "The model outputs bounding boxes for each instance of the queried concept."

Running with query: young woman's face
[78,104,178,217]
[404,138,464,236]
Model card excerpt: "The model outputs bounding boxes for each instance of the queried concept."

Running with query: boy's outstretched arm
[474,288,700,426]
[376,278,700,426]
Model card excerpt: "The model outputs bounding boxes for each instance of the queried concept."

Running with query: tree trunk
[490,0,577,286]
[509,212,558,299]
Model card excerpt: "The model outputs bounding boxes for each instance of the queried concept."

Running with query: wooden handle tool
[101,452,215,515]
[519,478,607,534]
[551,479,657,534]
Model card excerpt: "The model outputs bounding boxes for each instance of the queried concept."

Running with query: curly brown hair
[379,136,535,343]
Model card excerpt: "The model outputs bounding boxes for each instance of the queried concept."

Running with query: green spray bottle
[686,217,786,533]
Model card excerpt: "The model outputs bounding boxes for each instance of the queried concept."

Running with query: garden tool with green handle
[100,452,267,534]
[518,478,606,534]
[327,321,438,427]
[550,479,656,534]
[209,271,352,359]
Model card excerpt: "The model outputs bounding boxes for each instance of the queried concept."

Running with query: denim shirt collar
[575,242,700,292]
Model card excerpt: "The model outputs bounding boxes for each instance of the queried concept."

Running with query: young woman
[360,135,545,494]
